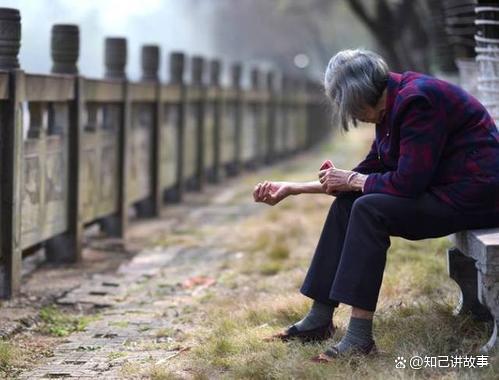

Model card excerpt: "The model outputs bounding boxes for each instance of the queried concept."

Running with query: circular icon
[410,356,424,370]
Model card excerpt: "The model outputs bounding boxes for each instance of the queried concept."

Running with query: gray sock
[293,300,334,331]
[329,316,374,355]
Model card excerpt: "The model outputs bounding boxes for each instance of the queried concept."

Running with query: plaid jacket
[353,71,499,213]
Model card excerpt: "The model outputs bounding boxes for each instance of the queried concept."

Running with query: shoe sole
[265,324,335,343]
[311,343,378,363]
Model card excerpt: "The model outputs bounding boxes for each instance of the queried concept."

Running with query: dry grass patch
[183,291,499,379]
[106,128,494,379]
[0,341,24,376]
[164,128,499,378]
[0,333,58,379]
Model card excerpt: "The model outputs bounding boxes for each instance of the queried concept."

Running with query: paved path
[18,153,310,379]
[20,245,229,379]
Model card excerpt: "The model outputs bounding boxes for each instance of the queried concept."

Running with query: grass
[120,359,190,380]
[0,341,23,374]
[108,351,127,360]
[5,127,498,379]
[156,327,176,338]
[259,260,285,276]
[161,127,499,379]
[109,320,130,328]
[267,241,290,261]
[179,236,499,379]
[38,305,98,337]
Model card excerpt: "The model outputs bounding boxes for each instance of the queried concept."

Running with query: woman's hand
[319,160,340,196]
[253,181,293,206]
[318,167,353,194]
[318,166,367,194]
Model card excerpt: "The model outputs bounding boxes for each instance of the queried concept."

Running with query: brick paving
[19,242,235,379]
[14,147,325,379]
[17,177,266,379]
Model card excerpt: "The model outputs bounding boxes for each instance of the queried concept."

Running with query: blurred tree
[348,0,431,71]
[424,0,458,73]
[206,0,454,80]
[208,0,374,80]
[280,0,433,72]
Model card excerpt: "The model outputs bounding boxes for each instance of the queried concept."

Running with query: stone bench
[447,229,499,353]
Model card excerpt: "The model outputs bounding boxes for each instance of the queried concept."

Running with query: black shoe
[311,340,378,363]
[266,322,335,343]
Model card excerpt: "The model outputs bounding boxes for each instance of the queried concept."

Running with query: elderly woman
[253,49,499,362]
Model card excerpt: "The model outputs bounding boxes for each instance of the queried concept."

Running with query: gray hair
[324,49,389,131]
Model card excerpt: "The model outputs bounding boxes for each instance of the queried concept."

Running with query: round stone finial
[0,8,21,70]
[105,37,127,80]
[191,55,204,85]
[141,44,160,82]
[51,24,79,74]
[169,51,185,84]
[209,59,221,86]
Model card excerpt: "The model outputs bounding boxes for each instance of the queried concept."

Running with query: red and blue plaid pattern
[352,71,499,213]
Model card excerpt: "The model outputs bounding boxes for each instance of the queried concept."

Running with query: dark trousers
[300,191,499,312]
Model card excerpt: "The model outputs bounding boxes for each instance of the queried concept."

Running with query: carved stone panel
[221,102,236,165]
[285,106,297,152]
[241,104,257,163]
[81,104,119,223]
[81,133,98,223]
[257,104,268,161]
[21,102,69,249]
[274,108,284,155]
[296,106,307,149]
[97,134,119,218]
[203,103,215,170]
[43,137,67,240]
[21,153,41,248]
[160,104,178,189]
[128,103,153,204]
[183,103,197,180]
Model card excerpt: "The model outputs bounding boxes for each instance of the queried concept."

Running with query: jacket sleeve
[351,139,385,174]
[363,94,448,197]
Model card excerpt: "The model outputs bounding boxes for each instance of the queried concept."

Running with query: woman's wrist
[348,172,368,191]
[287,182,300,196]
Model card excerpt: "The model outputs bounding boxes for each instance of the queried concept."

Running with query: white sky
[0,0,216,80]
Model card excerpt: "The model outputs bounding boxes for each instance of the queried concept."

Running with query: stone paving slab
[56,246,186,309]
[19,243,232,379]
[15,160,279,378]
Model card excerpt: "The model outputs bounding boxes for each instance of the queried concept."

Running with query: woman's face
[354,88,387,124]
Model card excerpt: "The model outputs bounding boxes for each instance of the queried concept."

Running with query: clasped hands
[318,159,358,195]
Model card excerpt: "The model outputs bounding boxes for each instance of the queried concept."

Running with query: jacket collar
[378,71,402,126]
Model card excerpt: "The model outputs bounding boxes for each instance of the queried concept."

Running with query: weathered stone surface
[104,37,127,80]
[16,166,267,378]
[0,306,38,338]
[141,44,160,82]
[51,24,79,74]
[447,248,492,321]
[450,228,499,353]
[0,7,21,69]
[19,242,232,378]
